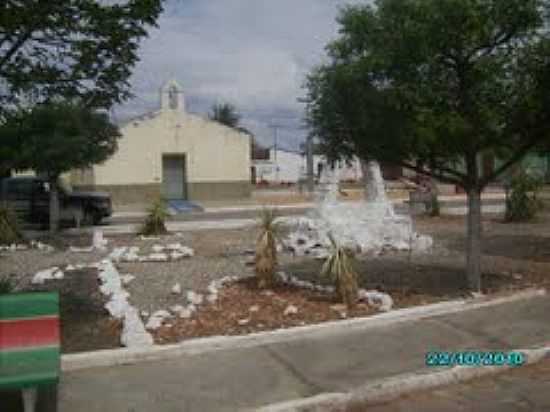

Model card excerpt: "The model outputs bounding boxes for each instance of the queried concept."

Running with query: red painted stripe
[0,317,59,350]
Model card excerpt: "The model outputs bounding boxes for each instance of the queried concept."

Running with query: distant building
[71,80,251,204]
[251,147,362,185]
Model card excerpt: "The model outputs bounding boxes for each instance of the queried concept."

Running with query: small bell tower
[160,79,185,112]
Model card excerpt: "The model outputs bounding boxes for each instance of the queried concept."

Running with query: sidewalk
[58,293,550,412]
[111,193,506,219]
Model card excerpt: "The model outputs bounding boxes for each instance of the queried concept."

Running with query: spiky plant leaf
[255,208,279,288]
[140,198,168,236]
[320,233,359,308]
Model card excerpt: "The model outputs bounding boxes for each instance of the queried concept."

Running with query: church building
[72,80,251,205]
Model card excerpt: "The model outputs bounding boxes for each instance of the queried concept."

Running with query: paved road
[363,361,550,412]
[55,295,549,412]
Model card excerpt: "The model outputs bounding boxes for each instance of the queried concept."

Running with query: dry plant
[0,203,22,245]
[255,208,279,289]
[140,197,168,236]
[321,233,359,308]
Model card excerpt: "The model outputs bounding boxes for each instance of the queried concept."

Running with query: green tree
[306,0,550,291]
[4,102,121,232]
[209,103,241,128]
[0,0,163,117]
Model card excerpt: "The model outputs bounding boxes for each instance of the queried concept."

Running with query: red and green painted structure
[0,292,60,392]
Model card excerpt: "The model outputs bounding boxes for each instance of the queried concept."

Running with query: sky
[116,0,365,151]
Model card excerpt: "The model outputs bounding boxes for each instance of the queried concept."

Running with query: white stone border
[61,288,546,372]
[254,344,550,412]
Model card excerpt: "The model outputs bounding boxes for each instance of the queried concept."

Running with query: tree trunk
[466,187,482,291]
[49,178,60,233]
[306,136,315,193]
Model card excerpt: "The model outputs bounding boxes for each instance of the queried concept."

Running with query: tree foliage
[307,0,550,188]
[5,102,120,177]
[1,102,120,232]
[305,0,550,290]
[0,0,163,117]
[209,103,241,129]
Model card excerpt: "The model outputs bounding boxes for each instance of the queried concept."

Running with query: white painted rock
[32,267,64,284]
[152,244,165,253]
[171,283,182,295]
[283,305,299,316]
[187,291,204,306]
[146,310,172,330]
[121,274,136,285]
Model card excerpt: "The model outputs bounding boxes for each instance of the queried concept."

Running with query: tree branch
[0,30,32,71]
[397,160,464,187]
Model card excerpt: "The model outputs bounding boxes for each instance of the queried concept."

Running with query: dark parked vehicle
[0,176,112,227]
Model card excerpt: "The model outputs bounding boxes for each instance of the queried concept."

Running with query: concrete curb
[61,288,546,372]
[255,345,550,412]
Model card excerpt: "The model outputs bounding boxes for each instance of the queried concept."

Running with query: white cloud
[118,0,367,149]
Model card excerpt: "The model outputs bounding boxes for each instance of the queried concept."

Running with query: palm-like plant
[255,208,279,289]
[140,198,168,236]
[321,234,359,308]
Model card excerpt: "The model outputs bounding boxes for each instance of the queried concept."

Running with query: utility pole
[270,124,281,182]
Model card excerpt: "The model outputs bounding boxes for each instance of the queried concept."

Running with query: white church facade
[71,80,251,204]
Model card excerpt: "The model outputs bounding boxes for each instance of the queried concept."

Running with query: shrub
[255,208,279,289]
[0,277,14,295]
[0,203,22,245]
[505,173,543,222]
[321,234,359,308]
[140,198,168,235]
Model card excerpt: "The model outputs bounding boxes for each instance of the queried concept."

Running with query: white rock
[143,253,168,262]
[69,246,94,253]
[358,289,393,312]
[206,294,218,304]
[92,229,108,250]
[121,274,135,285]
[32,267,64,284]
[146,310,172,330]
[187,291,204,306]
[152,244,165,253]
[140,235,160,241]
[238,318,250,326]
[170,304,186,314]
[171,283,182,295]
[283,305,299,316]
[65,264,76,271]
[141,310,150,317]
[249,305,260,313]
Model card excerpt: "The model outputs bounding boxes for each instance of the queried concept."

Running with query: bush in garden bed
[255,208,280,289]
[321,234,359,308]
[505,172,543,222]
[140,197,168,236]
[0,203,22,245]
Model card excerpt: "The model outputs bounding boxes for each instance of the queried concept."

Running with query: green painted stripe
[0,371,58,391]
[0,292,59,320]
[0,346,59,390]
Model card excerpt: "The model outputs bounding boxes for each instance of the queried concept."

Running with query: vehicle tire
[84,208,102,226]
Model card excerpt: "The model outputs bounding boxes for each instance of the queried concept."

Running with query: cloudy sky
[117,0,365,150]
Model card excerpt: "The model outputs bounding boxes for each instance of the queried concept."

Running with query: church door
[162,154,187,200]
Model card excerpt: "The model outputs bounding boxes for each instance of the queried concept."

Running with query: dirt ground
[2,209,549,353]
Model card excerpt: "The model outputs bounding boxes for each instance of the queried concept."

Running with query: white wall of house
[253,149,363,184]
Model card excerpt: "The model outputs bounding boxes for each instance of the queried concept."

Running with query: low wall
[78,181,252,205]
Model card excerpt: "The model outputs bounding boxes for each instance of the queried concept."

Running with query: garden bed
[1,212,550,353]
